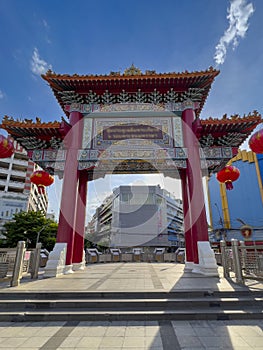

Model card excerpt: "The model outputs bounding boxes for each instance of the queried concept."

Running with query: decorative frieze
[64,98,200,114]
[31,149,66,162]
[78,159,187,172]
[200,147,235,159]
[82,118,92,149]
[29,145,237,177]
[78,147,187,162]
[172,117,184,147]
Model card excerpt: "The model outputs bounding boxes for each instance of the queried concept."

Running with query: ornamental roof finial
[46,69,53,76]
[123,64,142,76]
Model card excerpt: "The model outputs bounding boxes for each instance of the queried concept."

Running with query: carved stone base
[44,243,67,278]
[72,251,86,271]
[191,242,219,276]
[72,262,85,271]
[64,265,74,274]
[184,261,194,272]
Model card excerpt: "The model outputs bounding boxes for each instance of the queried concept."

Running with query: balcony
[12,158,28,167]
[99,224,111,234]
[10,169,26,178]
[8,180,24,189]
[0,167,10,175]
[0,179,7,187]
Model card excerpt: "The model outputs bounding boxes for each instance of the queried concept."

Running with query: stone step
[0,290,261,322]
[0,308,262,322]
[0,297,262,310]
[0,290,262,300]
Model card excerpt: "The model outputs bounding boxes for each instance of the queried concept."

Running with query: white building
[87,185,184,249]
[0,141,48,236]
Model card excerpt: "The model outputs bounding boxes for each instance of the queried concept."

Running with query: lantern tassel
[225,181,233,190]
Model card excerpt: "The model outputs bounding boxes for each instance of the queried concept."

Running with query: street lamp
[36,224,48,247]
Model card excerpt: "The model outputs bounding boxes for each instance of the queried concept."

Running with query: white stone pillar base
[184,261,194,272]
[72,262,85,271]
[64,265,74,274]
[191,241,219,277]
[72,251,86,271]
[44,243,67,278]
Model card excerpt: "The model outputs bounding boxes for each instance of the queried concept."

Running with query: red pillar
[182,107,209,264]
[72,170,88,264]
[181,170,193,263]
[56,110,83,266]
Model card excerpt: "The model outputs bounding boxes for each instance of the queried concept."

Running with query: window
[121,193,130,202]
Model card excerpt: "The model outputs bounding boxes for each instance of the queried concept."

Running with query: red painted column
[56,110,83,266]
[72,170,88,264]
[182,107,209,264]
[180,170,193,263]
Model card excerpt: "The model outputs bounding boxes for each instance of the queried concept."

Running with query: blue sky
[0,0,262,221]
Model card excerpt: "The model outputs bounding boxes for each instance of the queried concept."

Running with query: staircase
[0,290,262,322]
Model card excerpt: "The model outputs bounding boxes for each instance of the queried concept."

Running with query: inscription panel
[92,117,174,149]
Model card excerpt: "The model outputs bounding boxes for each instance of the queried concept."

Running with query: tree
[3,211,58,250]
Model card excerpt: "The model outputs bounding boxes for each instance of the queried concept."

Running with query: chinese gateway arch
[1,65,261,276]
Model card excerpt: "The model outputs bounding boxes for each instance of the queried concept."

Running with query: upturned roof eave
[41,67,220,84]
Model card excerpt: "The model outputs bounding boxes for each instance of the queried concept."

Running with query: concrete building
[0,141,48,236]
[207,150,263,242]
[87,185,184,249]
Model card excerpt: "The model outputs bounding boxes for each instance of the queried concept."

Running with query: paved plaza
[0,263,262,349]
[1,262,262,293]
[0,319,262,350]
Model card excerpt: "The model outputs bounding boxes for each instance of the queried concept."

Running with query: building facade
[207,150,263,242]
[87,185,184,249]
[0,141,48,236]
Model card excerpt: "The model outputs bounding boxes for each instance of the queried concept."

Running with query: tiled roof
[199,112,262,147]
[0,116,67,150]
[42,67,220,117]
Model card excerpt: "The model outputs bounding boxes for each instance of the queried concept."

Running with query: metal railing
[239,241,263,279]
[220,239,263,284]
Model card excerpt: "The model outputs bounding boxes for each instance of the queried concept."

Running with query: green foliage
[3,211,58,250]
[84,239,92,250]
[44,236,56,252]
[0,239,7,248]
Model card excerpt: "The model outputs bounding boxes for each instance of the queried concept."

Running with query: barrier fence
[220,239,263,284]
[86,248,185,264]
[0,242,42,286]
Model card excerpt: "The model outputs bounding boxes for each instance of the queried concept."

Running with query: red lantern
[30,170,54,194]
[0,135,14,158]
[216,165,240,190]
[248,129,263,154]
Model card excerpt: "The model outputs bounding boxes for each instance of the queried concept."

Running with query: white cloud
[30,47,52,75]
[214,0,254,65]
[0,90,4,99]
[42,19,49,29]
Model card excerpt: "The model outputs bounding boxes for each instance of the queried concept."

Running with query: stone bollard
[31,243,42,279]
[220,240,229,278]
[10,241,25,287]
[231,239,243,284]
